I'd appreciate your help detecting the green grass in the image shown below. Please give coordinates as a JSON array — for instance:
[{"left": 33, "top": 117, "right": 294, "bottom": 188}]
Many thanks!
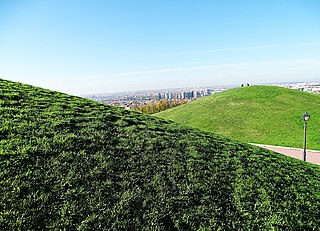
[
  {"left": 156, "top": 85, "right": 320, "bottom": 150},
  {"left": 1, "top": 79, "right": 320, "bottom": 230}
]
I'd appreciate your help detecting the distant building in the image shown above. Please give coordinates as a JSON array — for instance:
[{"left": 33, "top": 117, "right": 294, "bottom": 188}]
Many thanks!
[
  {"left": 194, "top": 91, "right": 201, "bottom": 98},
  {"left": 312, "top": 87, "right": 320, "bottom": 94},
  {"left": 182, "top": 91, "right": 193, "bottom": 99},
  {"left": 206, "top": 89, "right": 214, "bottom": 95},
  {"left": 165, "top": 92, "right": 173, "bottom": 99}
]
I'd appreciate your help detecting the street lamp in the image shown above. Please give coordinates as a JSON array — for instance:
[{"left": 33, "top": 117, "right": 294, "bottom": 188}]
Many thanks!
[{"left": 302, "top": 112, "right": 310, "bottom": 161}]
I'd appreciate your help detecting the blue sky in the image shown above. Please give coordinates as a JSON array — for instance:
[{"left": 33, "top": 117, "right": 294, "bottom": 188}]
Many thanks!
[{"left": 0, "top": 0, "right": 320, "bottom": 95}]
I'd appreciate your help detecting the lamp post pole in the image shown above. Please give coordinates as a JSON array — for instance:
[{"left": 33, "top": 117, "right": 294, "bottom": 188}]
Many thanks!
[
  {"left": 303, "top": 120, "right": 307, "bottom": 161},
  {"left": 302, "top": 112, "right": 310, "bottom": 162}
]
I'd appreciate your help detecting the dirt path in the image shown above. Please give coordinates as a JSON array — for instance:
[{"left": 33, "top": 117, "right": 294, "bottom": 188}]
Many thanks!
[{"left": 251, "top": 143, "right": 320, "bottom": 165}]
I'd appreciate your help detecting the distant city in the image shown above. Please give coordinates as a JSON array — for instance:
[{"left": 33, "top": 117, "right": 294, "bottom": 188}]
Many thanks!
[{"left": 83, "top": 81, "right": 320, "bottom": 110}]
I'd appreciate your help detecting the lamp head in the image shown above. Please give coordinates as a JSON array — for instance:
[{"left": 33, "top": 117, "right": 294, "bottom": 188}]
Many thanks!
[{"left": 302, "top": 112, "right": 310, "bottom": 121}]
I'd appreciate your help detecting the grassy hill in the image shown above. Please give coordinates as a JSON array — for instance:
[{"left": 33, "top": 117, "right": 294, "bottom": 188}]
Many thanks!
[
  {"left": 1, "top": 79, "right": 320, "bottom": 230},
  {"left": 156, "top": 85, "right": 320, "bottom": 150}
]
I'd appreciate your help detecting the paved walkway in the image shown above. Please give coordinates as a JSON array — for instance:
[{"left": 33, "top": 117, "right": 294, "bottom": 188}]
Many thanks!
[{"left": 251, "top": 143, "right": 320, "bottom": 165}]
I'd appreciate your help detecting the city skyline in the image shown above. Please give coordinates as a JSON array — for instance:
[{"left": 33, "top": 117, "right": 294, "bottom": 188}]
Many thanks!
[{"left": 1, "top": 0, "right": 320, "bottom": 95}]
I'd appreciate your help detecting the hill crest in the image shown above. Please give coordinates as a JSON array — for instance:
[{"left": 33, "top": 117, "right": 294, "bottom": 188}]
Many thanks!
[{"left": 156, "top": 85, "right": 320, "bottom": 150}]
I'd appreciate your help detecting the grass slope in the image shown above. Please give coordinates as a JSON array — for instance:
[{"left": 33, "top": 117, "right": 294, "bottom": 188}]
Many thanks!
[
  {"left": 1, "top": 79, "right": 320, "bottom": 230},
  {"left": 156, "top": 85, "right": 320, "bottom": 150}
]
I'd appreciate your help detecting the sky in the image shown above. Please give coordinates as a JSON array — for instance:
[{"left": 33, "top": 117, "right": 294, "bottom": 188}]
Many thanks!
[{"left": 0, "top": 0, "right": 320, "bottom": 95}]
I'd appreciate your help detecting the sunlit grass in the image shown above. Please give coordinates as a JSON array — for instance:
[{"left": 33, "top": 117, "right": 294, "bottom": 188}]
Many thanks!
[{"left": 156, "top": 86, "right": 320, "bottom": 150}]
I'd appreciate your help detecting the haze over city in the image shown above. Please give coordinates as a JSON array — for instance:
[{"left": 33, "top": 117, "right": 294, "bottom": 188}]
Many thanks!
[{"left": 1, "top": 0, "right": 320, "bottom": 95}]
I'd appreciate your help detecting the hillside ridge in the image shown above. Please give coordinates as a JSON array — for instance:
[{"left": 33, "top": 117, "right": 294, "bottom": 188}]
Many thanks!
[
  {"left": 1, "top": 79, "right": 320, "bottom": 230},
  {"left": 156, "top": 85, "right": 320, "bottom": 150}
]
